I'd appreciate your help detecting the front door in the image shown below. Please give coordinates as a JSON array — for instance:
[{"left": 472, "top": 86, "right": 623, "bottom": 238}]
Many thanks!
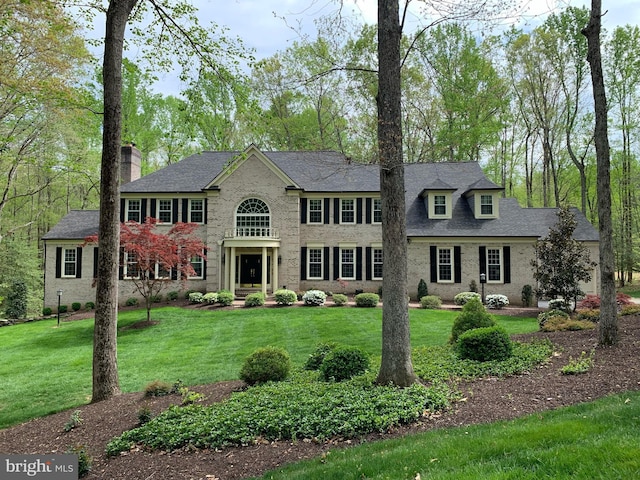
[{"left": 240, "top": 254, "right": 262, "bottom": 286}]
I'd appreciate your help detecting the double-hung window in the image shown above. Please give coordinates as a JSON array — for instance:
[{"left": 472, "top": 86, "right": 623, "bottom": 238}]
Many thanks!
[
  {"left": 372, "top": 248, "right": 383, "bottom": 280},
  {"left": 487, "top": 248, "right": 502, "bottom": 282},
  {"left": 189, "top": 255, "right": 204, "bottom": 279},
  {"left": 340, "top": 248, "right": 355, "bottom": 280},
  {"left": 63, "top": 248, "right": 77, "bottom": 277},
  {"left": 189, "top": 199, "right": 204, "bottom": 223},
  {"left": 126, "top": 199, "right": 141, "bottom": 222},
  {"left": 308, "top": 199, "right": 323, "bottom": 224},
  {"left": 307, "top": 248, "right": 323, "bottom": 279},
  {"left": 158, "top": 199, "right": 173, "bottom": 223},
  {"left": 124, "top": 252, "right": 139, "bottom": 279},
  {"left": 437, "top": 247, "right": 453, "bottom": 282},
  {"left": 434, "top": 195, "right": 447, "bottom": 216},
  {"left": 480, "top": 195, "right": 493, "bottom": 215},
  {"left": 341, "top": 199, "right": 355, "bottom": 224},
  {"left": 373, "top": 198, "right": 382, "bottom": 224}
]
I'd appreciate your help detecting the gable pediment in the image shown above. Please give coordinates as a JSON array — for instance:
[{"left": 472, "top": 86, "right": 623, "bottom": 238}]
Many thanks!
[{"left": 205, "top": 144, "right": 300, "bottom": 190}]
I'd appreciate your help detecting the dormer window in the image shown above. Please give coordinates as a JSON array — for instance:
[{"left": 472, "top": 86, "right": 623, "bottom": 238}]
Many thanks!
[
  {"left": 480, "top": 195, "right": 493, "bottom": 215},
  {"left": 425, "top": 192, "right": 452, "bottom": 219},
  {"left": 474, "top": 192, "right": 498, "bottom": 218},
  {"left": 434, "top": 195, "right": 447, "bottom": 216}
]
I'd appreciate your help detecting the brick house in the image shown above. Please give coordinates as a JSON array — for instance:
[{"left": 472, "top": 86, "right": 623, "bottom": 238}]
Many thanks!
[{"left": 42, "top": 144, "right": 600, "bottom": 308}]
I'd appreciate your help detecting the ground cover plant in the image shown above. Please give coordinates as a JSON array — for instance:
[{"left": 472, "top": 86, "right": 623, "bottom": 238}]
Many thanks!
[{"left": 0, "top": 306, "right": 538, "bottom": 429}]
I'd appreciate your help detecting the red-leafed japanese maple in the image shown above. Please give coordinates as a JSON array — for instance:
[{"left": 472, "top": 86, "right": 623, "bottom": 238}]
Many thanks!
[{"left": 86, "top": 217, "right": 207, "bottom": 322}]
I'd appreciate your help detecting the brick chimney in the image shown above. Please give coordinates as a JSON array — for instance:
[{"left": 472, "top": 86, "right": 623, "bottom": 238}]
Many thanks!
[{"left": 121, "top": 144, "right": 141, "bottom": 184}]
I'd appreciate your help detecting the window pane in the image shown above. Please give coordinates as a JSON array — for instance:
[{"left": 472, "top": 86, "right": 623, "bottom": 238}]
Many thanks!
[
  {"left": 159, "top": 199, "right": 172, "bottom": 223},
  {"left": 373, "top": 248, "right": 383, "bottom": 279},
  {"left": 309, "top": 199, "right": 323, "bottom": 223},
  {"left": 373, "top": 199, "right": 382, "bottom": 223},
  {"left": 434, "top": 195, "right": 446, "bottom": 215},
  {"left": 308, "top": 248, "right": 323, "bottom": 278},
  {"left": 487, "top": 248, "right": 501, "bottom": 281},
  {"left": 481, "top": 195, "right": 493, "bottom": 215},
  {"left": 438, "top": 248, "right": 452, "bottom": 281},
  {"left": 190, "top": 199, "right": 204, "bottom": 223},
  {"left": 63, "top": 249, "right": 76, "bottom": 276},
  {"left": 190, "top": 256, "right": 203, "bottom": 278},
  {"left": 341, "top": 248, "right": 355, "bottom": 279},
  {"left": 127, "top": 200, "right": 141, "bottom": 222},
  {"left": 341, "top": 199, "right": 355, "bottom": 223}
]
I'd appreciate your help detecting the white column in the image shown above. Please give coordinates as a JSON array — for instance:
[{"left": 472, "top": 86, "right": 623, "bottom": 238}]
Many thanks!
[
  {"left": 224, "top": 246, "right": 230, "bottom": 291},
  {"left": 229, "top": 246, "right": 236, "bottom": 296},
  {"left": 273, "top": 246, "right": 279, "bottom": 293},
  {"left": 261, "top": 246, "right": 268, "bottom": 296}
]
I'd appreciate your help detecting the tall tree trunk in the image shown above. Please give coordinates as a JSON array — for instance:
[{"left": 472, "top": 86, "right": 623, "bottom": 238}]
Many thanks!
[
  {"left": 92, "top": 0, "right": 137, "bottom": 402},
  {"left": 375, "top": 0, "right": 417, "bottom": 387},
  {"left": 582, "top": 0, "right": 618, "bottom": 346}
]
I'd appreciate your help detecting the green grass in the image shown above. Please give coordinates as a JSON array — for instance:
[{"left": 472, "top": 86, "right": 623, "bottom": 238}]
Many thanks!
[
  {"left": 0, "top": 306, "right": 537, "bottom": 429},
  {"left": 255, "top": 391, "right": 640, "bottom": 480}
]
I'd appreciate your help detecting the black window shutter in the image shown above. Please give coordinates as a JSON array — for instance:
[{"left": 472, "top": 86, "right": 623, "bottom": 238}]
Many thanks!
[
  {"left": 454, "top": 246, "right": 462, "bottom": 284},
  {"left": 172, "top": 199, "right": 179, "bottom": 223},
  {"left": 323, "top": 246, "right": 330, "bottom": 280},
  {"left": 118, "top": 247, "right": 124, "bottom": 280},
  {"left": 356, "top": 198, "right": 363, "bottom": 224},
  {"left": 204, "top": 199, "right": 208, "bottom": 224},
  {"left": 55, "top": 247, "right": 62, "bottom": 278},
  {"left": 120, "top": 199, "right": 125, "bottom": 222},
  {"left": 479, "top": 246, "right": 487, "bottom": 276},
  {"left": 182, "top": 199, "right": 189, "bottom": 223},
  {"left": 202, "top": 259, "right": 207, "bottom": 280},
  {"left": 333, "top": 247, "right": 340, "bottom": 279},
  {"left": 503, "top": 246, "right": 511, "bottom": 283},
  {"left": 171, "top": 267, "right": 178, "bottom": 281},
  {"left": 356, "top": 247, "right": 363, "bottom": 280},
  {"left": 141, "top": 199, "right": 148, "bottom": 221},
  {"left": 430, "top": 246, "right": 437, "bottom": 283},
  {"left": 300, "top": 247, "right": 307, "bottom": 280},
  {"left": 76, "top": 247, "right": 82, "bottom": 278},
  {"left": 366, "top": 198, "right": 372, "bottom": 224},
  {"left": 150, "top": 199, "right": 157, "bottom": 219},
  {"left": 300, "top": 198, "right": 307, "bottom": 224},
  {"left": 366, "top": 247, "right": 372, "bottom": 280},
  {"left": 93, "top": 248, "right": 99, "bottom": 278},
  {"left": 334, "top": 198, "right": 340, "bottom": 224},
  {"left": 324, "top": 198, "right": 330, "bottom": 224}
]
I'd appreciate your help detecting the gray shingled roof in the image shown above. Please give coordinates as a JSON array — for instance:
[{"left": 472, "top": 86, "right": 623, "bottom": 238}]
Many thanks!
[
  {"left": 41, "top": 210, "right": 99, "bottom": 240},
  {"left": 47, "top": 150, "right": 599, "bottom": 242}
]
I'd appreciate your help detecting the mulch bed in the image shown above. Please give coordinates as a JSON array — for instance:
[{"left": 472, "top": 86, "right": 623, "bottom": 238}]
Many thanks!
[{"left": 1, "top": 311, "right": 639, "bottom": 480}]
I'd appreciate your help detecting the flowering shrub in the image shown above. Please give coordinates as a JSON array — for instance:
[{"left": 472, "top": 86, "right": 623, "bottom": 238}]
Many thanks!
[
  {"left": 485, "top": 294, "right": 509, "bottom": 309},
  {"left": 548, "top": 298, "right": 571, "bottom": 312},
  {"left": 454, "top": 291, "right": 482, "bottom": 306},
  {"left": 576, "top": 293, "right": 634, "bottom": 310},
  {"left": 302, "top": 289, "right": 327, "bottom": 306},
  {"left": 188, "top": 292, "right": 204, "bottom": 304},
  {"left": 202, "top": 292, "right": 218, "bottom": 304},
  {"left": 274, "top": 289, "right": 297, "bottom": 306}
]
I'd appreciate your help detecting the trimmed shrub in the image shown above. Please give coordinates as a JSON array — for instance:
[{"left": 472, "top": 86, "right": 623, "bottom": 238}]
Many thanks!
[
  {"left": 150, "top": 294, "right": 163, "bottom": 303},
  {"left": 469, "top": 280, "right": 478, "bottom": 293},
  {"left": 245, "top": 292, "right": 266, "bottom": 307},
  {"left": 71, "top": 302, "right": 82, "bottom": 311},
  {"left": 417, "top": 279, "right": 429, "bottom": 301},
  {"left": 84, "top": 301, "right": 95, "bottom": 310},
  {"left": 302, "top": 289, "right": 327, "bottom": 306},
  {"left": 125, "top": 297, "right": 138, "bottom": 307},
  {"left": 203, "top": 292, "right": 218, "bottom": 304},
  {"left": 450, "top": 297, "right": 495, "bottom": 344},
  {"left": 144, "top": 380, "right": 172, "bottom": 397},
  {"left": 456, "top": 326, "right": 513, "bottom": 362},
  {"left": 188, "top": 292, "right": 204, "bottom": 303},
  {"left": 575, "top": 309, "right": 600, "bottom": 322},
  {"left": 521, "top": 285, "right": 534, "bottom": 307},
  {"left": 420, "top": 295, "right": 442, "bottom": 309},
  {"left": 620, "top": 304, "right": 640, "bottom": 316},
  {"left": 319, "top": 346, "right": 370, "bottom": 382},
  {"left": 454, "top": 291, "right": 482, "bottom": 306},
  {"left": 166, "top": 291, "right": 179, "bottom": 301},
  {"left": 541, "top": 317, "right": 596, "bottom": 332},
  {"left": 485, "top": 294, "right": 509, "bottom": 310},
  {"left": 274, "top": 289, "right": 297, "bottom": 306},
  {"left": 304, "top": 342, "right": 337, "bottom": 371},
  {"left": 239, "top": 346, "right": 291, "bottom": 385},
  {"left": 332, "top": 293, "right": 348, "bottom": 306},
  {"left": 216, "top": 290, "right": 235, "bottom": 306},
  {"left": 355, "top": 292, "right": 379, "bottom": 307},
  {"left": 576, "top": 293, "right": 634, "bottom": 310},
  {"left": 42, "top": 307, "right": 52, "bottom": 316},
  {"left": 58, "top": 305, "right": 68, "bottom": 314},
  {"left": 537, "top": 309, "right": 569, "bottom": 329}
]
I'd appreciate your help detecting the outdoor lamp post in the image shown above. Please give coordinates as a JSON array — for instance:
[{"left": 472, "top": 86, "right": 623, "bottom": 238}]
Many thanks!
[
  {"left": 57, "top": 289, "right": 63, "bottom": 326},
  {"left": 479, "top": 273, "right": 486, "bottom": 304}
]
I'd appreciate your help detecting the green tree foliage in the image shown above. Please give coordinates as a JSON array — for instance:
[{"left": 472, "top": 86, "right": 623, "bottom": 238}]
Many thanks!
[{"left": 531, "top": 207, "right": 597, "bottom": 308}]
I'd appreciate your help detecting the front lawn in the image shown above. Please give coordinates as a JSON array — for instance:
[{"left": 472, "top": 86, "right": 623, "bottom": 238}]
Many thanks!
[{"left": 0, "top": 306, "right": 538, "bottom": 428}]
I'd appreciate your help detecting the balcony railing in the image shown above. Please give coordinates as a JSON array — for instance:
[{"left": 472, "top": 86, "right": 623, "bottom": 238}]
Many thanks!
[{"left": 224, "top": 227, "right": 280, "bottom": 239}]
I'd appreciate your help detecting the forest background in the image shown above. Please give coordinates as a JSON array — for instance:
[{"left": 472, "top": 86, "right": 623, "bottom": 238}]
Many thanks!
[{"left": 1, "top": 1, "right": 638, "bottom": 316}]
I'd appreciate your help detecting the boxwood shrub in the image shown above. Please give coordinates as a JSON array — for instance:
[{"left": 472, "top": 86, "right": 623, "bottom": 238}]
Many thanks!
[
  {"left": 354, "top": 292, "right": 379, "bottom": 308},
  {"left": 239, "top": 346, "right": 291, "bottom": 385},
  {"left": 244, "top": 292, "right": 266, "bottom": 307},
  {"left": 319, "top": 346, "right": 370, "bottom": 382},
  {"left": 274, "top": 289, "right": 297, "bottom": 306},
  {"left": 419, "top": 295, "right": 442, "bottom": 309},
  {"left": 216, "top": 290, "right": 235, "bottom": 306},
  {"left": 454, "top": 291, "right": 482, "bottom": 306},
  {"left": 456, "top": 326, "right": 513, "bottom": 362},
  {"left": 332, "top": 293, "right": 348, "bottom": 306},
  {"left": 450, "top": 297, "right": 495, "bottom": 343}
]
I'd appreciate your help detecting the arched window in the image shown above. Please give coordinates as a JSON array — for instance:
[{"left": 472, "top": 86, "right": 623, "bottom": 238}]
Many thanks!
[{"left": 236, "top": 198, "right": 270, "bottom": 237}]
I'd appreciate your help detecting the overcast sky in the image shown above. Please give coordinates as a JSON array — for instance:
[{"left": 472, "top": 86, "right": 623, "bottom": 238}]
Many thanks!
[{"left": 96, "top": 0, "right": 640, "bottom": 95}]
